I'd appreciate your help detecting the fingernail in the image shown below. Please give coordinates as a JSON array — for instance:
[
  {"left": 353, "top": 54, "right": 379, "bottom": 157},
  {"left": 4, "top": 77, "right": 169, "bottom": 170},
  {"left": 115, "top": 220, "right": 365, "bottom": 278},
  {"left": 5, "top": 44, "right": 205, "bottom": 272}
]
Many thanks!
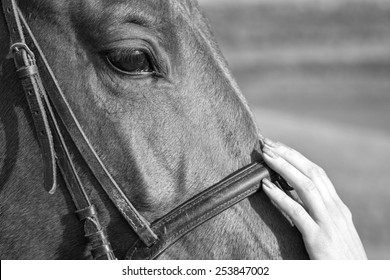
[
  {"left": 263, "top": 146, "right": 279, "bottom": 159},
  {"left": 262, "top": 178, "right": 276, "bottom": 190},
  {"left": 264, "top": 138, "right": 278, "bottom": 148},
  {"left": 259, "top": 138, "right": 265, "bottom": 150}
]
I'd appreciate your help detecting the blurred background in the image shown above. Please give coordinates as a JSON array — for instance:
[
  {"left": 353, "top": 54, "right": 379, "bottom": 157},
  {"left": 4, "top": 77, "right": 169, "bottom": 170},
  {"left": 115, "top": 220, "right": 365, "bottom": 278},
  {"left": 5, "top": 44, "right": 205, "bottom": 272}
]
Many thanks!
[{"left": 199, "top": 0, "right": 390, "bottom": 259}]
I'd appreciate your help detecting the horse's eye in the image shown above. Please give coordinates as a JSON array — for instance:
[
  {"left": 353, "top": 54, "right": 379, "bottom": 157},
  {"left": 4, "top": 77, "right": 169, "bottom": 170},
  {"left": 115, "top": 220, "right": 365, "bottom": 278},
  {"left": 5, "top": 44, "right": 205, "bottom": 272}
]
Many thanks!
[{"left": 106, "top": 49, "right": 155, "bottom": 75}]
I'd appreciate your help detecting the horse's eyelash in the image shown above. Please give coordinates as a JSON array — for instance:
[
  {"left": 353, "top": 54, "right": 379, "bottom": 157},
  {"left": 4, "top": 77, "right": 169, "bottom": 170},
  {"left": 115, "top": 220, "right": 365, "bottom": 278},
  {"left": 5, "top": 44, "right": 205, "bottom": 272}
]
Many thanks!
[
  {"left": 103, "top": 48, "right": 164, "bottom": 77},
  {"left": 104, "top": 48, "right": 147, "bottom": 60}
]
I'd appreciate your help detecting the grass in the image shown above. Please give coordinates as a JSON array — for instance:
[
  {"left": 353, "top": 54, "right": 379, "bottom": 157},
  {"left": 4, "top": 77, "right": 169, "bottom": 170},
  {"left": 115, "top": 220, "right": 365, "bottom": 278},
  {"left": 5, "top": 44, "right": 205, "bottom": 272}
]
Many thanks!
[{"left": 203, "top": 2, "right": 390, "bottom": 259}]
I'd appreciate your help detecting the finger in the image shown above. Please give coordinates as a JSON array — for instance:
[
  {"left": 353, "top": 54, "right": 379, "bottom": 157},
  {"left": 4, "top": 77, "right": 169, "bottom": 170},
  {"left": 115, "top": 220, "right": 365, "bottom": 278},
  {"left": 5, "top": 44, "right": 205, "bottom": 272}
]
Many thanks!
[
  {"left": 262, "top": 146, "right": 330, "bottom": 223},
  {"left": 262, "top": 178, "right": 318, "bottom": 238},
  {"left": 264, "top": 138, "right": 338, "bottom": 200}
]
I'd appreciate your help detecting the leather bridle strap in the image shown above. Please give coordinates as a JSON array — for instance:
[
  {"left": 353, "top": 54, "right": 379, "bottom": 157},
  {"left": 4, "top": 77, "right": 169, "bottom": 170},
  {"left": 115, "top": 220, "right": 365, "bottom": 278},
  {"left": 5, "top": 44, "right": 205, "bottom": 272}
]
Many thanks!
[
  {"left": 2, "top": 0, "right": 158, "bottom": 249},
  {"left": 2, "top": 0, "right": 57, "bottom": 194},
  {"left": 44, "top": 86, "right": 117, "bottom": 259},
  {"left": 2, "top": 0, "right": 117, "bottom": 260},
  {"left": 127, "top": 161, "right": 289, "bottom": 260}
]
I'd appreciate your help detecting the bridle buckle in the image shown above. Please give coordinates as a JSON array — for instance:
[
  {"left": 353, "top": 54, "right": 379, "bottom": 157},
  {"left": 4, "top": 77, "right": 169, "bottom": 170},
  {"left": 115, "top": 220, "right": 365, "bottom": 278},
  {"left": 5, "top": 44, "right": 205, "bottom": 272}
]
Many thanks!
[{"left": 8, "top": 42, "right": 36, "bottom": 63}]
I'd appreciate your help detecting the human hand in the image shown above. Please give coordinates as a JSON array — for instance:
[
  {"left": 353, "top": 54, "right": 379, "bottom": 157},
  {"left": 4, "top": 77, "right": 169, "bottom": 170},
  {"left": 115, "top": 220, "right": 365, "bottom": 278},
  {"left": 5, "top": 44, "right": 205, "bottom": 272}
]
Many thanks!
[{"left": 261, "top": 138, "right": 367, "bottom": 260}]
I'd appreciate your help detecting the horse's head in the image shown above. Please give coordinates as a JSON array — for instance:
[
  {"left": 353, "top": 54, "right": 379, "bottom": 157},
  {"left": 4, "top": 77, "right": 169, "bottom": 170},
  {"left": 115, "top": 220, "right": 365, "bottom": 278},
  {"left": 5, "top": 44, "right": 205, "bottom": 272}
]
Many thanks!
[{"left": 0, "top": 0, "right": 307, "bottom": 259}]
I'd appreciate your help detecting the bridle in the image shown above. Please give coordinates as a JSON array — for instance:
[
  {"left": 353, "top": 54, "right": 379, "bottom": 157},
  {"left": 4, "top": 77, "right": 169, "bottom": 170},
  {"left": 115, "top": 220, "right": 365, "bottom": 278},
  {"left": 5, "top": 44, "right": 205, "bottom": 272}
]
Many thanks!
[
  {"left": 3, "top": 0, "right": 292, "bottom": 260},
  {"left": 2, "top": 0, "right": 291, "bottom": 260}
]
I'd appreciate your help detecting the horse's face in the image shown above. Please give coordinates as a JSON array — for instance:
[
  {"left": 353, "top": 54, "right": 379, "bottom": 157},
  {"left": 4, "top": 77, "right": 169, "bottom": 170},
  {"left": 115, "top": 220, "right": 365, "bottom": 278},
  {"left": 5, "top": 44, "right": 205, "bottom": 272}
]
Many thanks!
[
  {"left": 42, "top": 0, "right": 259, "bottom": 232},
  {"left": 0, "top": 0, "right": 307, "bottom": 259},
  {"left": 35, "top": 0, "right": 258, "bottom": 209}
]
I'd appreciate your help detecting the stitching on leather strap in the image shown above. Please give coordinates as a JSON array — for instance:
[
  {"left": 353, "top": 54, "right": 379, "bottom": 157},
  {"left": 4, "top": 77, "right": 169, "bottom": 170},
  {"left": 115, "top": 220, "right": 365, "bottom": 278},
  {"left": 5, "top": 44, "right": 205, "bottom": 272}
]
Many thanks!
[
  {"left": 153, "top": 165, "right": 258, "bottom": 228},
  {"left": 128, "top": 185, "right": 258, "bottom": 260},
  {"left": 151, "top": 186, "right": 259, "bottom": 259}
]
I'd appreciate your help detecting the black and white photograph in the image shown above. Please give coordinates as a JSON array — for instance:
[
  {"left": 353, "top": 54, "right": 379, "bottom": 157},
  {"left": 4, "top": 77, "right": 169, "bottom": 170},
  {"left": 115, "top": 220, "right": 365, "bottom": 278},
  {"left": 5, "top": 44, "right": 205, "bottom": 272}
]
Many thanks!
[{"left": 1, "top": 0, "right": 389, "bottom": 277}]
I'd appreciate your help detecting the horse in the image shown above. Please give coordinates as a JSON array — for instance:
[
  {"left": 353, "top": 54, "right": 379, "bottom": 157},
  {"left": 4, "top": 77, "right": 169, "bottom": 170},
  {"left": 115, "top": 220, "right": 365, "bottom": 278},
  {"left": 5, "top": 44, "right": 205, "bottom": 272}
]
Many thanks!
[{"left": 0, "top": 0, "right": 308, "bottom": 260}]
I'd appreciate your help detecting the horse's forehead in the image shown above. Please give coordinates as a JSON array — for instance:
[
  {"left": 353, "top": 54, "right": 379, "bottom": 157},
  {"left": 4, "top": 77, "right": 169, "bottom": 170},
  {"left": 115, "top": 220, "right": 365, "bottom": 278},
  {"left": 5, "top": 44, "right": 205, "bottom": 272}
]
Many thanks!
[
  {"left": 34, "top": 0, "right": 198, "bottom": 24},
  {"left": 89, "top": 0, "right": 197, "bottom": 24}
]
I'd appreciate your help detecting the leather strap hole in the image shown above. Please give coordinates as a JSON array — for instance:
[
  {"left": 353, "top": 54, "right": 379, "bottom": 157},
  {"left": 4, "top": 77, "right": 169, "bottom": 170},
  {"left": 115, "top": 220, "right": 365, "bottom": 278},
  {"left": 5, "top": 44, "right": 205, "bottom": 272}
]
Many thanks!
[
  {"left": 40, "top": 131, "right": 45, "bottom": 136},
  {"left": 6, "top": 7, "right": 11, "bottom": 13},
  {"left": 28, "top": 90, "right": 33, "bottom": 95},
  {"left": 33, "top": 111, "right": 39, "bottom": 115}
]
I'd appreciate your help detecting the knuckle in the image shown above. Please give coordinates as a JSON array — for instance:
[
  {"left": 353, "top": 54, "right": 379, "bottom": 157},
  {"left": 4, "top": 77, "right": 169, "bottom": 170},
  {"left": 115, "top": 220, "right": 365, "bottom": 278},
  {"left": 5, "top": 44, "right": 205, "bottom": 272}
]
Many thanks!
[
  {"left": 283, "top": 147, "right": 295, "bottom": 158},
  {"left": 307, "top": 165, "right": 325, "bottom": 179},
  {"left": 318, "top": 167, "right": 327, "bottom": 177},
  {"left": 320, "top": 167, "right": 327, "bottom": 175},
  {"left": 280, "top": 161, "right": 291, "bottom": 171},
  {"left": 291, "top": 204, "right": 306, "bottom": 218},
  {"left": 330, "top": 199, "right": 353, "bottom": 222},
  {"left": 340, "top": 202, "right": 353, "bottom": 220},
  {"left": 302, "top": 179, "right": 316, "bottom": 192}
]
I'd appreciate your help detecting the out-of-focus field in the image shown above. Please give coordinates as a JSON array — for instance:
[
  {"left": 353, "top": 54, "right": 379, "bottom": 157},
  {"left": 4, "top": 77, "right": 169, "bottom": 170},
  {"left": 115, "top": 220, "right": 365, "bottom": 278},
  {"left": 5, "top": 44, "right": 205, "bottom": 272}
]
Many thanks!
[{"left": 201, "top": 0, "right": 390, "bottom": 259}]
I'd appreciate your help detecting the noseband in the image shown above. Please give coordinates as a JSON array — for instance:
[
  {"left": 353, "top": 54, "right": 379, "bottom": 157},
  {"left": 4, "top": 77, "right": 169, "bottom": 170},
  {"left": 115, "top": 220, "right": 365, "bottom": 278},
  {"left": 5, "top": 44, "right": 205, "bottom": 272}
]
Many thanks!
[{"left": 2, "top": 0, "right": 291, "bottom": 260}]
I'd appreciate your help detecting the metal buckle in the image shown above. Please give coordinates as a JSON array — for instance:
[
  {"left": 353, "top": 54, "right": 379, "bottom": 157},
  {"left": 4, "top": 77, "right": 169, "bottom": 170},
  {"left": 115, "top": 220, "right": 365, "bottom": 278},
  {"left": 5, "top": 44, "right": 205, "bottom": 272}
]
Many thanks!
[{"left": 9, "top": 42, "right": 36, "bottom": 62}]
